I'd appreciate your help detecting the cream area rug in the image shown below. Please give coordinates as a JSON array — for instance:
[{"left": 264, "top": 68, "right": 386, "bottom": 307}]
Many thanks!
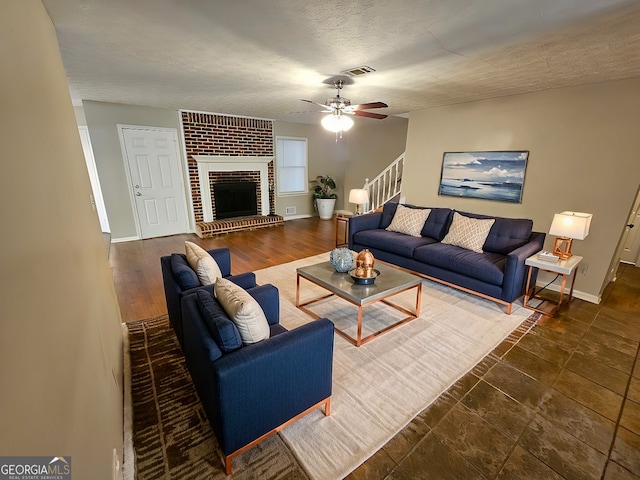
[{"left": 254, "top": 253, "right": 532, "bottom": 480}]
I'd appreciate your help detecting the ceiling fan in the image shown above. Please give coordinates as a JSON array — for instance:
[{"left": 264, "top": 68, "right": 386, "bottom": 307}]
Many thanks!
[{"left": 301, "top": 80, "right": 388, "bottom": 133}]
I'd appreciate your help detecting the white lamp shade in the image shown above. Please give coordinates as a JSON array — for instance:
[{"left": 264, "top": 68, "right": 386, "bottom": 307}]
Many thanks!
[
  {"left": 349, "top": 188, "right": 369, "bottom": 204},
  {"left": 321, "top": 114, "right": 354, "bottom": 132},
  {"left": 549, "top": 211, "right": 592, "bottom": 240}
]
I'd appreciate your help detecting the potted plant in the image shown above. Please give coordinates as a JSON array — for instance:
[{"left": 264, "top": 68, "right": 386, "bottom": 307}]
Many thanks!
[{"left": 313, "top": 175, "right": 337, "bottom": 220}]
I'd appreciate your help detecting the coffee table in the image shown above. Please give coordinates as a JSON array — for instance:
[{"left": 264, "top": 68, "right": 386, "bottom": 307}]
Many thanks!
[{"left": 296, "top": 261, "right": 422, "bottom": 347}]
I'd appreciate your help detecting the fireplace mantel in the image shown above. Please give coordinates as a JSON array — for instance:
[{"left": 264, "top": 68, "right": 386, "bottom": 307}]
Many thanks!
[{"left": 193, "top": 155, "right": 273, "bottom": 222}]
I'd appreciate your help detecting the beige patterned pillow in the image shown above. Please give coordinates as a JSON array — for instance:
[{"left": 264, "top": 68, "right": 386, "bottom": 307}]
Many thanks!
[
  {"left": 386, "top": 204, "right": 431, "bottom": 237},
  {"left": 215, "top": 278, "right": 270, "bottom": 345},
  {"left": 441, "top": 212, "right": 495, "bottom": 253},
  {"left": 185, "top": 241, "right": 223, "bottom": 285}
]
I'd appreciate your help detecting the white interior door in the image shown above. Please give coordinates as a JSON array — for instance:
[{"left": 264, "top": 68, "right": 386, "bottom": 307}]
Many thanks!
[{"left": 119, "top": 126, "right": 188, "bottom": 239}]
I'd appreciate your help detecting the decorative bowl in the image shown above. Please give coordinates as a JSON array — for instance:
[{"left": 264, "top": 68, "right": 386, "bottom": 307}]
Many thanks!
[{"left": 349, "top": 269, "right": 380, "bottom": 285}]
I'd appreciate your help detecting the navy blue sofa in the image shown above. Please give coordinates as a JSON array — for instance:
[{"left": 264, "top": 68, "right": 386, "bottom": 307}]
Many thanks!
[
  {"left": 161, "top": 247, "right": 257, "bottom": 350},
  {"left": 181, "top": 284, "right": 334, "bottom": 474},
  {"left": 349, "top": 202, "right": 545, "bottom": 314}
]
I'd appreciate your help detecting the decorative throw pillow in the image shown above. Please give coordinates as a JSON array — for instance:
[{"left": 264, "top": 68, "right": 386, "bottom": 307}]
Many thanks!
[
  {"left": 185, "top": 241, "right": 223, "bottom": 285},
  {"left": 170, "top": 254, "right": 201, "bottom": 290},
  {"left": 196, "top": 290, "right": 242, "bottom": 353},
  {"left": 386, "top": 204, "right": 431, "bottom": 237},
  {"left": 214, "top": 277, "right": 270, "bottom": 345},
  {"left": 441, "top": 212, "right": 495, "bottom": 253}
]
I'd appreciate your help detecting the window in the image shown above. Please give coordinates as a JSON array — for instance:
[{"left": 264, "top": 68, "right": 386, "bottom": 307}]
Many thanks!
[{"left": 276, "top": 137, "right": 308, "bottom": 195}]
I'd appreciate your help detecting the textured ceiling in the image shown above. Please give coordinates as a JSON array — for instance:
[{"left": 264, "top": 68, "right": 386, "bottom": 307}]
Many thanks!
[{"left": 42, "top": 0, "right": 640, "bottom": 125}]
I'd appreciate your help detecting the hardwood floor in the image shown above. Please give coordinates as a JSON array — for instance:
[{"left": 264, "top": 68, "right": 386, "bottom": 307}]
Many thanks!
[{"left": 109, "top": 217, "right": 336, "bottom": 323}]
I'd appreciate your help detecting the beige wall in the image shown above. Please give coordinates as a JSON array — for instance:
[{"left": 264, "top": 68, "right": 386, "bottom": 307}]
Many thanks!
[
  {"left": 342, "top": 117, "right": 409, "bottom": 203},
  {"left": 83, "top": 101, "right": 183, "bottom": 239},
  {"left": 0, "top": 2, "right": 124, "bottom": 479},
  {"left": 403, "top": 79, "right": 640, "bottom": 302},
  {"left": 273, "top": 122, "right": 344, "bottom": 220},
  {"left": 86, "top": 109, "right": 403, "bottom": 235},
  {"left": 273, "top": 118, "right": 408, "bottom": 217},
  {"left": 273, "top": 120, "right": 350, "bottom": 216}
]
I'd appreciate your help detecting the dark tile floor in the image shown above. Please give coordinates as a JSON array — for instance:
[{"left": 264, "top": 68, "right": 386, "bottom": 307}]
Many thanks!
[{"left": 348, "top": 264, "right": 640, "bottom": 480}]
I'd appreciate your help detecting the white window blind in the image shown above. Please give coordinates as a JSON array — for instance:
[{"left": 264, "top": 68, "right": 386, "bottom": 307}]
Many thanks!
[{"left": 276, "top": 137, "right": 308, "bottom": 195}]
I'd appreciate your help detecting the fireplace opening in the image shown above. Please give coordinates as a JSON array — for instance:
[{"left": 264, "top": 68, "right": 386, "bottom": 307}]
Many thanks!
[{"left": 213, "top": 182, "right": 258, "bottom": 219}]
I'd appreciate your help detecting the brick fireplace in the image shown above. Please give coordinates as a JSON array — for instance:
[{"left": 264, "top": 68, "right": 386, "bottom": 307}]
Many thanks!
[{"left": 181, "top": 111, "right": 284, "bottom": 237}]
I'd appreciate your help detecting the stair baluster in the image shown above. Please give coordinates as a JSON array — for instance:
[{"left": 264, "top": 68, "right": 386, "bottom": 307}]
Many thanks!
[{"left": 362, "top": 152, "right": 404, "bottom": 213}]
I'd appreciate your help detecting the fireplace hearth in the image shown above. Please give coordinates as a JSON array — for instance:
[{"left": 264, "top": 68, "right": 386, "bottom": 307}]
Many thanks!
[
  {"left": 192, "top": 155, "right": 283, "bottom": 237},
  {"left": 213, "top": 182, "right": 258, "bottom": 219}
]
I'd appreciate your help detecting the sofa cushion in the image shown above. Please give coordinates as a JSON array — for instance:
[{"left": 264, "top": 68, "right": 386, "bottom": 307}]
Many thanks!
[
  {"left": 353, "top": 229, "right": 437, "bottom": 257},
  {"left": 185, "top": 241, "right": 223, "bottom": 285},
  {"left": 458, "top": 211, "right": 533, "bottom": 255},
  {"left": 170, "top": 254, "right": 200, "bottom": 290},
  {"left": 196, "top": 289, "right": 242, "bottom": 353},
  {"left": 414, "top": 243, "right": 506, "bottom": 286},
  {"left": 215, "top": 278, "right": 270, "bottom": 345},
  {"left": 421, "top": 207, "right": 454, "bottom": 241},
  {"left": 386, "top": 204, "right": 431, "bottom": 237},
  {"left": 380, "top": 202, "right": 400, "bottom": 229},
  {"left": 442, "top": 212, "right": 495, "bottom": 253},
  {"left": 380, "top": 203, "right": 452, "bottom": 241}
]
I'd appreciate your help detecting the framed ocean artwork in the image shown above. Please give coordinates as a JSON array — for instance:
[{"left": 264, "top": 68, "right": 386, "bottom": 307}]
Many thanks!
[{"left": 438, "top": 151, "right": 529, "bottom": 203}]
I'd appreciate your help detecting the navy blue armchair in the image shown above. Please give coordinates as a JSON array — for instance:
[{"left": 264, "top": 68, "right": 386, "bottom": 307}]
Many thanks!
[
  {"left": 161, "top": 247, "right": 256, "bottom": 349},
  {"left": 181, "top": 284, "right": 334, "bottom": 474}
]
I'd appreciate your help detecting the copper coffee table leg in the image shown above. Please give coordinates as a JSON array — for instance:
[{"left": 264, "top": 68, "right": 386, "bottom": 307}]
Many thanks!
[
  {"left": 295, "top": 269, "right": 422, "bottom": 347},
  {"left": 356, "top": 306, "right": 363, "bottom": 347}
]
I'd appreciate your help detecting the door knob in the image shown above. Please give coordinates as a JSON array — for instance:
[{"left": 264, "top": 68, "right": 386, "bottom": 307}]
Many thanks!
[
  {"left": 628, "top": 224, "right": 635, "bottom": 229},
  {"left": 134, "top": 185, "right": 140, "bottom": 189},
  {"left": 136, "top": 192, "right": 141, "bottom": 196}
]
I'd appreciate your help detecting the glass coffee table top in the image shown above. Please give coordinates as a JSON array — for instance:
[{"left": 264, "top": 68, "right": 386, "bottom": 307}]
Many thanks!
[
  {"left": 296, "top": 261, "right": 423, "bottom": 346},
  {"left": 296, "top": 261, "right": 421, "bottom": 305}
]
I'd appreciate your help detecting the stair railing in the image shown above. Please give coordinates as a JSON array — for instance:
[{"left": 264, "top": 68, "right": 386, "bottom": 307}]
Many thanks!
[{"left": 362, "top": 152, "right": 404, "bottom": 213}]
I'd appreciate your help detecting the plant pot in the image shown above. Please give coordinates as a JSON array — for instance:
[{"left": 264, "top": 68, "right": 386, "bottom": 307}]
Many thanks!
[{"left": 316, "top": 198, "right": 336, "bottom": 220}]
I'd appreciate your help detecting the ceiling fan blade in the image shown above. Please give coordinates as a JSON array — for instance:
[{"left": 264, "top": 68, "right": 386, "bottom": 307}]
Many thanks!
[
  {"left": 354, "top": 110, "right": 388, "bottom": 120},
  {"left": 351, "top": 101, "right": 388, "bottom": 111},
  {"left": 300, "top": 99, "right": 331, "bottom": 109},
  {"left": 288, "top": 110, "right": 330, "bottom": 115}
]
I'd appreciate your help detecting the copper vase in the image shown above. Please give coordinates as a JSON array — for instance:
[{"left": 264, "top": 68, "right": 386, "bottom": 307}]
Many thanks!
[{"left": 355, "top": 249, "right": 375, "bottom": 277}]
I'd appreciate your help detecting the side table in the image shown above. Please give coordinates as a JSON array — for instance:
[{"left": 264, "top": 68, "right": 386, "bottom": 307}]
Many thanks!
[
  {"left": 335, "top": 214, "right": 351, "bottom": 247},
  {"left": 523, "top": 254, "right": 582, "bottom": 317}
]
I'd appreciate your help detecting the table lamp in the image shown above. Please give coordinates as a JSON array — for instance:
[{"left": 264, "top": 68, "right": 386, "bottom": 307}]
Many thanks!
[
  {"left": 349, "top": 189, "right": 369, "bottom": 215},
  {"left": 549, "top": 211, "right": 592, "bottom": 260}
]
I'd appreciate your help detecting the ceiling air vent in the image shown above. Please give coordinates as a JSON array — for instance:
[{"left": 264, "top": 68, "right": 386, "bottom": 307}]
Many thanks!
[{"left": 341, "top": 65, "right": 376, "bottom": 77}]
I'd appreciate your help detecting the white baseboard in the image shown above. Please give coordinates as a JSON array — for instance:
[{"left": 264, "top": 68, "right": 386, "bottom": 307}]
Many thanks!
[
  {"left": 283, "top": 214, "right": 313, "bottom": 221},
  {"left": 534, "top": 281, "right": 601, "bottom": 304},
  {"left": 111, "top": 236, "right": 140, "bottom": 243}
]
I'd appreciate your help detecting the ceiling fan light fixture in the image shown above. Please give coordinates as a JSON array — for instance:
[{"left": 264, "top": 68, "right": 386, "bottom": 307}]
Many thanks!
[{"left": 321, "top": 113, "right": 354, "bottom": 132}]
